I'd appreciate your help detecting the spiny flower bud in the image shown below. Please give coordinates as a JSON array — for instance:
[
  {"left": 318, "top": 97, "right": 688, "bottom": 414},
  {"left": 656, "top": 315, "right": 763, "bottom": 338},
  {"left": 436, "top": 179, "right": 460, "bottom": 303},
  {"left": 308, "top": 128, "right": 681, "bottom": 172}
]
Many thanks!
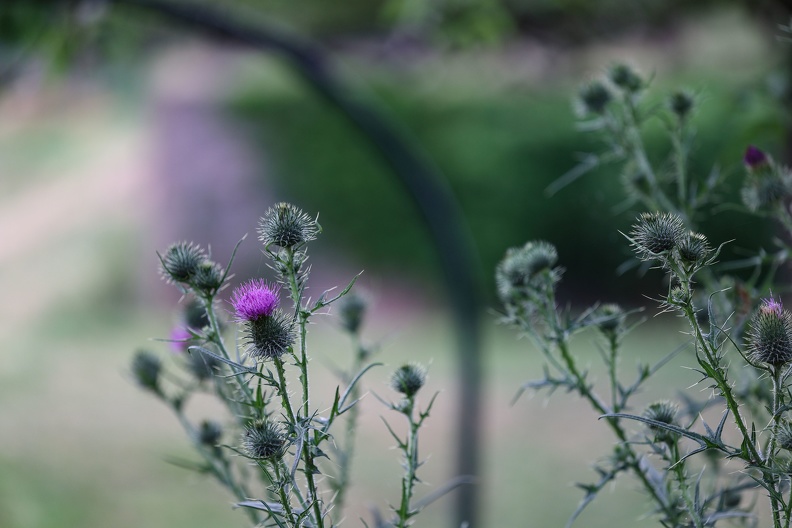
[
  {"left": 592, "top": 303, "right": 625, "bottom": 338},
  {"left": 242, "top": 420, "right": 286, "bottom": 460},
  {"left": 577, "top": 81, "right": 611, "bottom": 115},
  {"left": 495, "top": 241, "right": 559, "bottom": 302},
  {"left": 191, "top": 260, "right": 224, "bottom": 295},
  {"left": 160, "top": 242, "right": 206, "bottom": 284},
  {"left": 721, "top": 489, "right": 742, "bottom": 509},
  {"left": 608, "top": 63, "right": 643, "bottom": 93},
  {"left": 746, "top": 298, "right": 792, "bottom": 367},
  {"left": 669, "top": 286, "right": 691, "bottom": 305},
  {"left": 184, "top": 298, "right": 210, "bottom": 330},
  {"left": 643, "top": 400, "right": 679, "bottom": 442},
  {"left": 776, "top": 422, "right": 792, "bottom": 451},
  {"left": 338, "top": 291, "right": 367, "bottom": 334},
  {"left": 132, "top": 351, "right": 161, "bottom": 392},
  {"left": 245, "top": 310, "right": 296, "bottom": 360},
  {"left": 629, "top": 212, "right": 685, "bottom": 260},
  {"left": 198, "top": 420, "right": 223, "bottom": 446},
  {"left": 740, "top": 151, "right": 791, "bottom": 212},
  {"left": 677, "top": 232, "right": 711, "bottom": 265},
  {"left": 668, "top": 90, "right": 694, "bottom": 119},
  {"left": 390, "top": 363, "right": 426, "bottom": 398},
  {"left": 258, "top": 202, "right": 319, "bottom": 249}
]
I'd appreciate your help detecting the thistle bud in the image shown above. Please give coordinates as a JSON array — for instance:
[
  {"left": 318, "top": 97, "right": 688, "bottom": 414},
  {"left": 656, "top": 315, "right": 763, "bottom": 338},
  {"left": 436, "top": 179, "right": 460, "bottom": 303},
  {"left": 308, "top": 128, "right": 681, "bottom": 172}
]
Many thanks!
[
  {"left": 160, "top": 242, "right": 206, "bottom": 284},
  {"left": 246, "top": 311, "right": 296, "bottom": 360},
  {"left": 338, "top": 291, "right": 367, "bottom": 334},
  {"left": 668, "top": 90, "right": 694, "bottom": 120},
  {"left": 643, "top": 400, "right": 678, "bottom": 443},
  {"left": 608, "top": 64, "right": 643, "bottom": 93},
  {"left": 722, "top": 490, "right": 742, "bottom": 509},
  {"left": 740, "top": 150, "right": 791, "bottom": 212},
  {"left": 669, "top": 286, "right": 691, "bottom": 306},
  {"left": 776, "top": 422, "right": 792, "bottom": 451},
  {"left": 242, "top": 420, "right": 286, "bottom": 460},
  {"left": 198, "top": 420, "right": 223, "bottom": 446},
  {"left": 495, "top": 241, "right": 559, "bottom": 302},
  {"left": 390, "top": 363, "right": 426, "bottom": 398},
  {"left": 592, "top": 303, "right": 625, "bottom": 339},
  {"left": 746, "top": 298, "right": 792, "bottom": 367},
  {"left": 577, "top": 81, "right": 611, "bottom": 115},
  {"left": 132, "top": 351, "right": 161, "bottom": 392},
  {"left": 629, "top": 212, "right": 685, "bottom": 260},
  {"left": 258, "top": 202, "right": 319, "bottom": 249},
  {"left": 191, "top": 260, "right": 224, "bottom": 295},
  {"left": 184, "top": 298, "right": 210, "bottom": 330},
  {"left": 676, "top": 232, "right": 710, "bottom": 265}
]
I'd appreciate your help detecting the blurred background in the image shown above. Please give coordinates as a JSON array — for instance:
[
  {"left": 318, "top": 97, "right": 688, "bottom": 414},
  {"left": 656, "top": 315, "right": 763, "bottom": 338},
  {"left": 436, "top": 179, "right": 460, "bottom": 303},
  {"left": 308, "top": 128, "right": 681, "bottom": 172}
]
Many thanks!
[{"left": 2, "top": 0, "right": 792, "bottom": 526}]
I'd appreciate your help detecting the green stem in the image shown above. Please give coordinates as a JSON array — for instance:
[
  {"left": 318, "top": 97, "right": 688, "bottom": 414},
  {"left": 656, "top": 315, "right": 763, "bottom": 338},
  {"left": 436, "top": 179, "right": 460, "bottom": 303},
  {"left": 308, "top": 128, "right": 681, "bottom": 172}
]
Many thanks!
[
  {"left": 280, "top": 248, "right": 324, "bottom": 528},
  {"left": 670, "top": 440, "right": 703, "bottom": 528},
  {"left": 622, "top": 97, "right": 683, "bottom": 221},
  {"left": 397, "top": 397, "right": 420, "bottom": 528},
  {"left": 334, "top": 335, "right": 366, "bottom": 516},
  {"left": 273, "top": 356, "right": 296, "bottom": 424},
  {"left": 768, "top": 368, "right": 784, "bottom": 528},
  {"left": 544, "top": 293, "right": 680, "bottom": 523},
  {"left": 171, "top": 405, "right": 260, "bottom": 525},
  {"left": 201, "top": 294, "right": 257, "bottom": 415},
  {"left": 607, "top": 334, "right": 620, "bottom": 413},
  {"left": 671, "top": 123, "right": 688, "bottom": 212},
  {"left": 272, "top": 459, "right": 297, "bottom": 526},
  {"left": 556, "top": 337, "right": 678, "bottom": 522}
]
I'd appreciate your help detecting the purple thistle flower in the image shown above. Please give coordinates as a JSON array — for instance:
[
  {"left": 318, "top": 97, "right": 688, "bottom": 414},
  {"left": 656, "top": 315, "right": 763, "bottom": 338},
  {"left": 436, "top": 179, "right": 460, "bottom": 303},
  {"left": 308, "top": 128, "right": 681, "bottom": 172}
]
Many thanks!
[
  {"left": 231, "top": 280, "right": 280, "bottom": 321},
  {"left": 744, "top": 145, "right": 769, "bottom": 169},
  {"left": 169, "top": 326, "right": 192, "bottom": 353},
  {"left": 760, "top": 297, "right": 784, "bottom": 317}
]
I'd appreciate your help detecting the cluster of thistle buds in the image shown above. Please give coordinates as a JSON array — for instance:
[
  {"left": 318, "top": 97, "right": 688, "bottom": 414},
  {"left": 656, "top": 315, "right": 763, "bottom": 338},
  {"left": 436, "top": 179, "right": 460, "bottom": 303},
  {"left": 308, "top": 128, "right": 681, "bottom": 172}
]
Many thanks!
[
  {"left": 577, "top": 63, "right": 694, "bottom": 122},
  {"left": 159, "top": 241, "right": 224, "bottom": 297},
  {"left": 628, "top": 212, "right": 713, "bottom": 273},
  {"left": 495, "top": 240, "right": 560, "bottom": 315}
]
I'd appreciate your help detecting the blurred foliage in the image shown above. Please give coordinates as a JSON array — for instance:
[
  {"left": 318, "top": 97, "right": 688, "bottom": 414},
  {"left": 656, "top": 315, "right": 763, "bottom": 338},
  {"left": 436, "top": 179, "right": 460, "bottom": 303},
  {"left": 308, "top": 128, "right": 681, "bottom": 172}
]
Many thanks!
[
  {"left": 233, "top": 67, "right": 784, "bottom": 305},
  {"left": 1, "top": 0, "right": 790, "bottom": 307}
]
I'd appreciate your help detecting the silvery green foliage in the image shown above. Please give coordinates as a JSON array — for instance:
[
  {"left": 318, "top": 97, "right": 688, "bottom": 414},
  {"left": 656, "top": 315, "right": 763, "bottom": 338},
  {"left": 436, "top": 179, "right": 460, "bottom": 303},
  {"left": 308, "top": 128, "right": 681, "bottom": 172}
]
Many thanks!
[{"left": 501, "top": 66, "right": 792, "bottom": 528}]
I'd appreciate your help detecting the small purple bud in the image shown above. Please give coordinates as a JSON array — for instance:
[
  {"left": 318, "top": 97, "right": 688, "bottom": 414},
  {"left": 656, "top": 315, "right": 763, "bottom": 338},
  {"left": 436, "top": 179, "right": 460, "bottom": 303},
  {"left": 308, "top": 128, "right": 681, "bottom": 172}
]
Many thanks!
[
  {"left": 231, "top": 280, "right": 281, "bottom": 322},
  {"left": 744, "top": 146, "right": 769, "bottom": 169},
  {"left": 169, "top": 326, "right": 192, "bottom": 353}
]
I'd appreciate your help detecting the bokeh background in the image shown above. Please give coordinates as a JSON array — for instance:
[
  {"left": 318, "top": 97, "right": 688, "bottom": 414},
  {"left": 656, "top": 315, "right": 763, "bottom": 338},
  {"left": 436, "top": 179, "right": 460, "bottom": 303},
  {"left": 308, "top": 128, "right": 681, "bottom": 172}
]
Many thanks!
[{"left": 2, "top": 1, "right": 792, "bottom": 527}]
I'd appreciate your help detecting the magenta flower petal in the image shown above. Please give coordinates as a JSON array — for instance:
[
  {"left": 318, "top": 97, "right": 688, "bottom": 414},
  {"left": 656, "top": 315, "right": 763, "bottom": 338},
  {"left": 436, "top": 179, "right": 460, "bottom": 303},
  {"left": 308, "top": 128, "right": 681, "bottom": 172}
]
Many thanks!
[
  {"left": 744, "top": 145, "right": 768, "bottom": 169},
  {"left": 231, "top": 280, "right": 280, "bottom": 321},
  {"left": 760, "top": 297, "right": 784, "bottom": 317}
]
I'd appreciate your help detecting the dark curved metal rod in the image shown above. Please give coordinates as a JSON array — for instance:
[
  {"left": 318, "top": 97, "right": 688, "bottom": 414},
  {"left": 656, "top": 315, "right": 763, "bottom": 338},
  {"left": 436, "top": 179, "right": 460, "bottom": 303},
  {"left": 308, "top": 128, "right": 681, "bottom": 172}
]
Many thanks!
[{"left": 114, "top": 0, "right": 484, "bottom": 525}]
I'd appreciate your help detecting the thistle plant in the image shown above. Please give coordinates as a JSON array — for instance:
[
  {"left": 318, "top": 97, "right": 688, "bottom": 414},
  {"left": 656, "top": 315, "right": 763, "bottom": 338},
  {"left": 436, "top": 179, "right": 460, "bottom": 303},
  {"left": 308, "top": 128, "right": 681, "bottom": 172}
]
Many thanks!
[
  {"left": 131, "top": 203, "right": 385, "bottom": 527},
  {"left": 500, "top": 64, "right": 792, "bottom": 527},
  {"left": 132, "top": 203, "right": 457, "bottom": 528}
]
